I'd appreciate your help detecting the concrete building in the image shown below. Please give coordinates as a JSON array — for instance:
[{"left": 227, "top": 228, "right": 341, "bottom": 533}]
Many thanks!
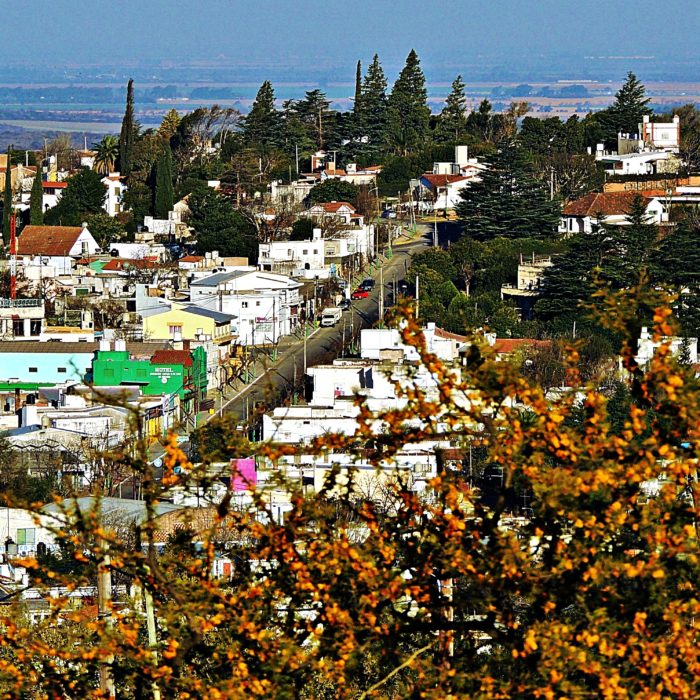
[
  {"left": 0, "top": 298, "right": 44, "bottom": 340},
  {"left": 101, "top": 173, "right": 127, "bottom": 216},
  {"left": 560, "top": 192, "right": 666, "bottom": 234},
  {"left": 501, "top": 255, "right": 553, "bottom": 319},
  {"left": 17, "top": 224, "right": 100, "bottom": 275}
]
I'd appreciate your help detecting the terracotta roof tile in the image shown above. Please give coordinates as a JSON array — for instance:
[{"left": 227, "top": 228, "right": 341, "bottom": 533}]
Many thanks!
[
  {"left": 312, "top": 201, "right": 356, "bottom": 213},
  {"left": 563, "top": 192, "right": 649, "bottom": 217},
  {"left": 150, "top": 350, "right": 193, "bottom": 367},
  {"left": 18, "top": 226, "right": 84, "bottom": 256},
  {"left": 101, "top": 258, "right": 157, "bottom": 272},
  {"left": 178, "top": 255, "right": 204, "bottom": 263},
  {"left": 421, "top": 173, "right": 470, "bottom": 188},
  {"left": 492, "top": 339, "right": 550, "bottom": 354}
]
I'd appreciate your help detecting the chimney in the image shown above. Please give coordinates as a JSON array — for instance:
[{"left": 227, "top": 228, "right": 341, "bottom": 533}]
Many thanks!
[
  {"left": 99, "top": 339, "right": 110, "bottom": 352},
  {"left": 81, "top": 221, "right": 88, "bottom": 230}
]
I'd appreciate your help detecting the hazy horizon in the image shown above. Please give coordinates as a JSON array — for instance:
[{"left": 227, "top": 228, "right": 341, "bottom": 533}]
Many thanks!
[{"left": 2, "top": 0, "right": 698, "bottom": 83}]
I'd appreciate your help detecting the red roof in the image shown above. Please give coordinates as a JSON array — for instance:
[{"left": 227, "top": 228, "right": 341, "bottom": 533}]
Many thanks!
[
  {"left": 42, "top": 181, "right": 68, "bottom": 189},
  {"left": 179, "top": 255, "right": 204, "bottom": 263},
  {"left": 151, "top": 350, "right": 193, "bottom": 367},
  {"left": 563, "top": 192, "right": 649, "bottom": 217},
  {"left": 18, "top": 226, "right": 85, "bottom": 256},
  {"left": 492, "top": 339, "right": 550, "bottom": 354},
  {"left": 313, "top": 201, "right": 356, "bottom": 213},
  {"left": 101, "top": 258, "right": 157, "bottom": 272},
  {"left": 421, "top": 173, "right": 470, "bottom": 188},
  {"left": 434, "top": 327, "right": 469, "bottom": 342}
]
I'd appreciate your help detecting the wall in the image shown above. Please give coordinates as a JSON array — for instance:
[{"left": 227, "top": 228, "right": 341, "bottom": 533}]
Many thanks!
[{"left": 0, "top": 351, "right": 93, "bottom": 383}]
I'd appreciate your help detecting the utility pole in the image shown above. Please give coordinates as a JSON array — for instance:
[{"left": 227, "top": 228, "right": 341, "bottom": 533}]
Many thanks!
[
  {"left": 415, "top": 275, "right": 420, "bottom": 320},
  {"left": 379, "top": 265, "right": 384, "bottom": 327}
]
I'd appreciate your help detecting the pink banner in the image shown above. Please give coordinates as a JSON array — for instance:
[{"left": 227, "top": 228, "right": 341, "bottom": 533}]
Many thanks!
[{"left": 231, "top": 458, "right": 257, "bottom": 492}]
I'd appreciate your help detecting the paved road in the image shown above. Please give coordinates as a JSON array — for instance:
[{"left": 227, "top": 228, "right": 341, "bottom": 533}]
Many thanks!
[{"left": 217, "top": 234, "right": 429, "bottom": 425}]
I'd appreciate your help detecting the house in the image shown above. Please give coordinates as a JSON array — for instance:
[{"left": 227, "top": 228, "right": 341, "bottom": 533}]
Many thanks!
[
  {"left": 303, "top": 201, "right": 362, "bottom": 227},
  {"left": 41, "top": 180, "right": 68, "bottom": 211},
  {"left": 596, "top": 151, "right": 681, "bottom": 177},
  {"left": 101, "top": 172, "right": 127, "bottom": 217},
  {"left": 0, "top": 340, "right": 167, "bottom": 385},
  {"left": 142, "top": 303, "right": 237, "bottom": 356},
  {"left": 559, "top": 192, "right": 666, "bottom": 235},
  {"left": 189, "top": 269, "right": 302, "bottom": 346},
  {"left": 501, "top": 255, "right": 553, "bottom": 319},
  {"left": 617, "top": 115, "right": 680, "bottom": 155},
  {"left": 0, "top": 298, "right": 45, "bottom": 340},
  {"left": 17, "top": 223, "right": 100, "bottom": 275},
  {"left": 419, "top": 173, "right": 471, "bottom": 211},
  {"left": 258, "top": 233, "right": 326, "bottom": 279}
]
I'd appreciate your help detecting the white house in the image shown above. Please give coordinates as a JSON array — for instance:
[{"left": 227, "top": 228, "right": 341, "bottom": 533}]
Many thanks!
[
  {"left": 17, "top": 224, "right": 100, "bottom": 276},
  {"left": 560, "top": 192, "right": 666, "bottom": 235},
  {"left": 303, "top": 201, "right": 362, "bottom": 227},
  {"left": 101, "top": 173, "right": 127, "bottom": 217},
  {"left": 617, "top": 115, "right": 681, "bottom": 155},
  {"left": 258, "top": 234, "right": 326, "bottom": 279},
  {"left": 189, "top": 269, "right": 302, "bottom": 345}
]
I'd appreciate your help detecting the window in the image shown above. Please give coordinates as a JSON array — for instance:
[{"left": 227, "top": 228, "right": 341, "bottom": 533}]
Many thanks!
[
  {"left": 58, "top": 368, "right": 67, "bottom": 374},
  {"left": 313, "top": 249, "right": 318, "bottom": 255},
  {"left": 256, "top": 301, "right": 261, "bottom": 307},
  {"left": 302, "top": 249, "right": 308, "bottom": 255},
  {"left": 28, "top": 368, "right": 37, "bottom": 373},
  {"left": 114, "top": 187, "right": 120, "bottom": 197},
  {"left": 17, "top": 528, "right": 35, "bottom": 546},
  {"left": 168, "top": 324, "right": 182, "bottom": 337},
  {"left": 12, "top": 320, "right": 25, "bottom": 337},
  {"left": 242, "top": 302, "right": 248, "bottom": 309},
  {"left": 136, "top": 368, "right": 147, "bottom": 378},
  {"left": 103, "top": 368, "right": 115, "bottom": 378},
  {"left": 30, "top": 320, "right": 42, "bottom": 336},
  {"left": 287, "top": 249, "right": 292, "bottom": 256}
]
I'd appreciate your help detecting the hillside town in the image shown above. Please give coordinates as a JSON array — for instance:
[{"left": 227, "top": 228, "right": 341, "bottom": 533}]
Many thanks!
[{"left": 1, "top": 46, "right": 700, "bottom": 697}]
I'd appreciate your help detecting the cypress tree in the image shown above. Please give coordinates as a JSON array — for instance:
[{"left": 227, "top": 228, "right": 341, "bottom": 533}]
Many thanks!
[
  {"left": 154, "top": 142, "right": 175, "bottom": 219},
  {"left": 353, "top": 60, "right": 362, "bottom": 115},
  {"left": 3, "top": 146, "right": 12, "bottom": 247},
  {"left": 243, "top": 81, "right": 280, "bottom": 151},
  {"left": 29, "top": 165, "right": 43, "bottom": 225},
  {"left": 118, "top": 79, "right": 135, "bottom": 177},
  {"left": 597, "top": 72, "right": 653, "bottom": 145},
  {"left": 456, "top": 140, "right": 560, "bottom": 241},
  {"left": 437, "top": 75, "right": 467, "bottom": 143},
  {"left": 386, "top": 49, "right": 430, "bottom": 154}
]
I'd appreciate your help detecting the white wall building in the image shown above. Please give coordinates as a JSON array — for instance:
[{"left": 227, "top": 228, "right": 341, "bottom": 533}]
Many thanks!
[{"left": 101, "top": 173, "right": 127, "bottom": 217}]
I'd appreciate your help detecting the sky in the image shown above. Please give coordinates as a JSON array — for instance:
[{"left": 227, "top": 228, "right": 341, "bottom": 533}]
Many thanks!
[{"left": 2, "top": 0, "right": 698, "bottom": 79}]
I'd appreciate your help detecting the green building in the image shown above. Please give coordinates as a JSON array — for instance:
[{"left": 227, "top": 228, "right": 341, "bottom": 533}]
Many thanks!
[{"left": 91, "top": 346, "right": 208, "bottom": 414}]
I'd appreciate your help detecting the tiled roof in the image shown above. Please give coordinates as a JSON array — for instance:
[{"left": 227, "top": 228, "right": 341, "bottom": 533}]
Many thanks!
[
  {"left": 434, "top": 327, "right": 469, "bottom": 342},
  {"left": 492, "top": 339, "right": 549, "bottom": 354},
  {"left": 42, "top": 181, "right": 68, "bottom": 189},
  {"left": 563, "top": 192, "right": 649, "bottom": 217},
  {"left": 421, "top": 173, "right": 470, "bottom": 188},
  {"left": 0, "top": 341, "right": 168, "bottom": 354},
  {"left": 101, "top": 258, "right": 157, "bottom": 272},
  {"left": 178, "top": 255, "right": 204, "bottom": 263},
  {"left": 18, "top": 226, "right": 84, "bottom": 256},
  {"left": 312, "top": 201, "right": 356, "bottom": 213},
  {"left": 150, "top": 349, "right": 193, "bottom": 367}
]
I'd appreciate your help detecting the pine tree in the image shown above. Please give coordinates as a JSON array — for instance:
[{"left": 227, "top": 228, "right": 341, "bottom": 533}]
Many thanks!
[
  {"left": 456, "top": 141, "right": 560, "bottom": 241},
  {"left": 597, "top": 72, "right": 652, "bottom": 145},
  {"left": 158, "top": 109, "right": 181, "bottom": 141},
  {"left": 154, "top": 142, "right": 175, "bottom": 219},
  {"left": 611, "top": 194, "right": 658, "bottom": 286},
  {"left": 386, "top": 49, "right": 430, "bottom": 154},
  {"left": 118, "top": 79, "right": 136, "bottom": 177},
  {"left": 243, "top": 81, "right": 280, "bottom": 151},
  {"left": 358, "top": 54, "right": 388, "bottom": 156},
  {"left": 2, "top": 146, "right": 12, "bottom": 247},
  {"left": 29, "top": 166, "right": 43, "bottom": 226},
  {"left": 437, "top": 75, "right": 467, "bottom": 143}
]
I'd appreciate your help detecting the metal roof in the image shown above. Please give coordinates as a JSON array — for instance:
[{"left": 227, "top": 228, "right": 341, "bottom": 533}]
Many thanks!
[
  {"left": 0, "top": 342, "right": 169, "bottom": 354},
  {"left": 181, "top": 305, "right": 236, "bottom": 322},
  {"left": 190, "top": 270, "right": 250, "bottom": 287},
  {"left": 41, "top": 497, "right": 186, "bottom": 527}
]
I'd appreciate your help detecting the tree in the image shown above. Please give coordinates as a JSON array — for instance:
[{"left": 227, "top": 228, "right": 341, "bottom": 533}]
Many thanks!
[
  {"left": 289, "top": 218, "right": 314, "bottom": 241},
  {"left": 85, "top": 212, "right": 125, "bottom": 249},
  {"left": 44, "top": 168, "right": 106, "bottom": 226},
  {"left": 29, "top": 168, "right": 43, "bottom": 225},
  {"left": 243, "top": 81, "right": 280, "bottom": 152},
  {"left": 157, "top": 108, "right": 181, "bottom": 141},
  {"left": 293, "top": 89, "right": 333, "bottom": 151},
  {"left": 358, "top": 54, "right": 389, "bottom": 157},
  {"left": 386, "top": 49, "right": 430, "bottom": 154},
  {"left": 307, "top": 179, "right": 359, "bottom": 206},
  {"left": 118, "top": 78, "right": 136, "bottom": 177},
  {"left": 456, "top": 140, "right": 560, "bottom": 241},
  {"left": 596, "top": 72, "right": 652, "bottom": 146},
  {"left": 2, "top": 146, "right": 12, "bottom": 247},
  {"left": 93, "top": 135, "right": 119, "bottom": 175},
  {"left": 353, "top": 60, "right": 362, "bottom": 118},
  {"left": 190, "top": 189, "right": 258, "bottom": 260},
  {"left": 154, "top": 141, "right": 175, "bottom": 219},
  {"left": 436, "top": 75, "right": 467, "bottom": 143}
]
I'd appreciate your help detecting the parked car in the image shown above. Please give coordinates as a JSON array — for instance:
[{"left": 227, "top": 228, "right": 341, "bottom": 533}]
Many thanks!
[
  {"left": 351, "top": 288, "right": 370, "bottom": 300},
  {"left": 359, "top": 278, "right": 376, "bottom": 290},
  {"left": 338, "top": 298, "right": 351, "bottom": 310}
]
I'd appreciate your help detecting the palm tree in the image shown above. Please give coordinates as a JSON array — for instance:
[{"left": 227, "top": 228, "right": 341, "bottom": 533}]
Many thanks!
[{"left": 93, "top": 135, "right": 119, "bottom": 174}]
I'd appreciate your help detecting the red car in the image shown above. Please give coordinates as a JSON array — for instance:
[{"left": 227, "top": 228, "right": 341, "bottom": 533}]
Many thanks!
[{"left": 351, "top": 288, "right": 370, "bottom": 300}]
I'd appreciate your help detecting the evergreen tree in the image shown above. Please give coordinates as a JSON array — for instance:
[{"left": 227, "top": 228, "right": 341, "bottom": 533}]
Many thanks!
[
  {"left": 29, "top": 167, "right": 43, "bottom": 226},
  {"left": 157, "top": 108, "right": 181, "bottom": 141},
  {"left": 118, "top": 79, "right": 136, "bottom": 177},
  {"left": 437, "top": 75, "right": 467, "bottom": 143},
  {"left": 456, "top": 140, "right": 560, "bottom": 241},
  {"left": 596, "top": 72, "right": 653, "bottom": 145},
  {"left": 609, "top": 194, "right": 658, "bottom": 286},
  {"left": 353, "top": 60, "right": 362, "bottom": 116},
  {"left": 386, "top": 49, "right": 430, "bottom": 154},
  {"left": 358, "top": 54, "right": 388, "bottom": 157},
  {"left": 294, "top": 90, "right": 332, "bottom": 150},
  {"left": 2, "top": 146, "right": 12, "bottom": 247},
  {"left": 44, "top": 168, "right": 106, "bottom": 226},
  {"left": 244, "top": 81, "right": 280, "bottom": 151},
  {"left": 154, "top": 142, "right": 175, "bottom": 219}
]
